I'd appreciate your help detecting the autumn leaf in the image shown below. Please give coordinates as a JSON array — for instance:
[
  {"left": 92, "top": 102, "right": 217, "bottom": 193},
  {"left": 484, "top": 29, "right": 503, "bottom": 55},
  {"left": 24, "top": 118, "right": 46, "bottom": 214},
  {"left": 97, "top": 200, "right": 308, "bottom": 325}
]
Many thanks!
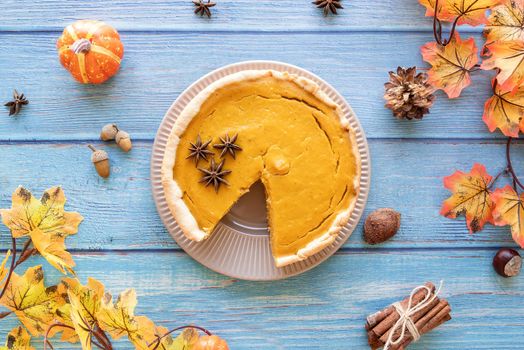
[
  {"left": 62, "top": 278, "right": 105, "bottom": 350},
  {"left": 441, "top": 163, "right": 494, "bottom": 232},
  {"left": 440, "top": 0, "right": 503, "bottom": 26},
  {"left": 0, "top": 250, "right": 11, "bottom": 288},
  {"left": 168, "top": 328, "right": 200, "bottom": 350},
  {"left": 481, "top": 40, "right": 524, "bottom": 91},
  {"left": 0, "top": 265, "right": 68, "bottom": 337},
  {"left": 421, "top": 33, "right": 479, "bottom": 98},
  {"left": 0, "top": 186, "right": 83, "bottom": 274},
  {"left": 0, "top": 326, "right": 34, "bottom": 350},
  {"left": 483, "top": 79, "right": 524, "bottom": 136},
  {"left": 97, "top": 289, "right": 156, "bottom": 350},
  {"left": 491, "top": 185, "right": 524, "bottom": 247},
  {"left": 485, "top": 0, "right": 524, "bottom": 42},
  {"left": 419, "top": 0, "right": 451, "bottom": 19}
]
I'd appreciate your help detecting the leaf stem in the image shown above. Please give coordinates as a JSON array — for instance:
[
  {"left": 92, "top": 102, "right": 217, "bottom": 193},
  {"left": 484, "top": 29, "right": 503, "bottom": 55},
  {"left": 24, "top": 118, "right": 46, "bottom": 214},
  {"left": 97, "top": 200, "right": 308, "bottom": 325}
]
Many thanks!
[
  {"left": 432, "top": 0, "right": 463, "bottom": 46},
  {"left": 149, "top": 325, "right": 213, "bottom": 350},
  {"left": 489, "top": 167, "right": 508, "bottom": 189},
  {"left": 92, "top": 326, "right": 113, "bottom": 350},
  {"left": 506, "top": 137, "right": 524, "bottom": 191},
  {"left": 44, "top": 323, "right": 76, "bottom": 350},
  {"left": 0, "top": 237, "right": 17, "bottom": 300}
]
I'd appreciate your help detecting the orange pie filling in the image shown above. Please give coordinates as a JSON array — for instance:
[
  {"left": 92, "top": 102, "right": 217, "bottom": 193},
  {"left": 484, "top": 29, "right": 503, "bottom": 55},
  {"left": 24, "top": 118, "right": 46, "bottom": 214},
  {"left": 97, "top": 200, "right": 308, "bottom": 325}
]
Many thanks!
[{"left": 171, "top": 73, "right": 359, "bottom": 266}]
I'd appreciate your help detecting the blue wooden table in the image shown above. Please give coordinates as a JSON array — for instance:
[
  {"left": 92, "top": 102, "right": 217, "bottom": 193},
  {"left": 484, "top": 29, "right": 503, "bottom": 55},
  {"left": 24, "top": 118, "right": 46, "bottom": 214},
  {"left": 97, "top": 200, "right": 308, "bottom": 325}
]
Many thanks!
[{"left": 1, "top": 1, "right": 523, "bottom": 349}]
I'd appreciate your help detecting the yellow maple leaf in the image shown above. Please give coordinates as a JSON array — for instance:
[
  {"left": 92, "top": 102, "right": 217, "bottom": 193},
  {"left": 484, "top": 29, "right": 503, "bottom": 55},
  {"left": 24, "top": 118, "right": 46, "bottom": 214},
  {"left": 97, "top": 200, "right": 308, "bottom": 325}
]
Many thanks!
[
  {"left": 482, "top": 39, "right": 524, "bottom": 91},
  {"left": 0, "top": 326, "right": 34, "bottom": 350},
  {"left": 484, "top": 0, "right": 524, "bottom": 42},
  {"left": 441, "top": 163, "right": 494, "bottom": 232},
  {"left": 421, "top": 33, "right": 479, "bottom": 98},
  {"left": 0, "top": 265, "right": 68, "bottom": 337},
  {"left": 62, "top": 277, "right": 105, "bottom": 350},
  {"left": 419, "top": 0, "right": 450, "bottom": 19},
  {"left": 0, "top": 250, "right": 12, "bottom": 288},
  {"left": 0, "top": 186, "right": 83, "bottom": 274},
  {"left": 483, "top": 79, "right": 524, "bottom": 137},
  {"left": 150, "top": 327, "right": 199, "bottom": 350},
  {"left": 492, "top": 185, "right": 524, "bottom": 247},
  {"left": 97, "top": 289, "right": 156, "bottom": 350},
  {"left": 441, "top": 0, "right": 502, "bottom": 26}
]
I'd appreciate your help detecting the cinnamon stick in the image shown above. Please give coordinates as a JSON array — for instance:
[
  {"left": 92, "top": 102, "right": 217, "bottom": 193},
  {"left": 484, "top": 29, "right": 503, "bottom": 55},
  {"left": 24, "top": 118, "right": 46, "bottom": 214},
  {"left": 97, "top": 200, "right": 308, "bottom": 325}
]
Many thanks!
[
  {"left": 365, "top": 282, "right": 451, "bottom": 350},
  {"left": 379, "top": 296, "right": 440, "bottom": 344},
  {"left": 389, "top": 300, "right": 451, "bottom": 350},
  {"left": 371, "top": 282, "right": 435, "bottom": 338}
]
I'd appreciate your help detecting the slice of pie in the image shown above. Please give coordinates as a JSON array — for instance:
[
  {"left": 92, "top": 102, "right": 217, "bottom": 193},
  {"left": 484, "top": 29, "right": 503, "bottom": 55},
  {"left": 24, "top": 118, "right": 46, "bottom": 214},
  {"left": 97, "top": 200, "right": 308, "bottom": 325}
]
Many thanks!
[{"left": 161, "top": 70, "right": 360, "bottom": 267}]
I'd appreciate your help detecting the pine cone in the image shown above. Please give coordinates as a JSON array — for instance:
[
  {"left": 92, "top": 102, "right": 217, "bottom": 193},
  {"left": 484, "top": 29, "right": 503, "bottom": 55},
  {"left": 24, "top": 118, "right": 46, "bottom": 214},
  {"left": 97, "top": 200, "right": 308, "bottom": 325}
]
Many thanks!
[{"left": 384, "top": 66, "right": 435, "bottom": 120}]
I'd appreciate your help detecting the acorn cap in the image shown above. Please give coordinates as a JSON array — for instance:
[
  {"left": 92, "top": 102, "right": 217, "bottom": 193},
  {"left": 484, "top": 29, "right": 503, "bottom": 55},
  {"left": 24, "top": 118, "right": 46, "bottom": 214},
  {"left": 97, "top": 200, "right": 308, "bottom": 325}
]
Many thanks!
[
  {"left": 91, "top": 149, "right": 109, "bottom": 163},
  {"left": 115, "top": 130, "right": 129, "bottom": 143},
  {"left": 100, "top": 123, "right": 119, "bottom": 141},
  {"left": 115, "top": 130, "right": 132, "bottom": 152}
]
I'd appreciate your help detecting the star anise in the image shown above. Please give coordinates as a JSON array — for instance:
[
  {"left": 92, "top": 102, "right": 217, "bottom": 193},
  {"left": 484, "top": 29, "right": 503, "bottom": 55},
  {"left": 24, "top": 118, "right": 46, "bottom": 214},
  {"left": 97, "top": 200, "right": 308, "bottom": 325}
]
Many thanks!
[
  {"left": 198, "top": 158, "right": 231, "bottom": 193},
  {"left": 193, "top": 0, "right": 216, "bottom": 18},
  {"left": 312, "top": 0, "right": 343, "bottom": 15},
  {"left": 187, "top": 135, "right": 214, "bottom": 165},
  {"left": 4, "top": 90, "right": 28, "bottom": 116},
  {"left": 214, "top": 133, "right": 242, "bottom": 159}
]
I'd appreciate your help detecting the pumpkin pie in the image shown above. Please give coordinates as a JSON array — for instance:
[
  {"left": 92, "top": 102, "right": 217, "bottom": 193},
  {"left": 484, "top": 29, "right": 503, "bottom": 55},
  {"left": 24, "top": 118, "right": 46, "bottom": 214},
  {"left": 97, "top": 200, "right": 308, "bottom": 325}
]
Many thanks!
[{"left": 161, "top": 70, "right": 360, "bottom": 267}]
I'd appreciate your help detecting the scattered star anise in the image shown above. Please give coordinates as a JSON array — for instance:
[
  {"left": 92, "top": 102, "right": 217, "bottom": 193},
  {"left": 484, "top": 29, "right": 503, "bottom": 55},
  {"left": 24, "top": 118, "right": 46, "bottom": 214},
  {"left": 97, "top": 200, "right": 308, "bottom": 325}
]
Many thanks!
[
  {"left": 214, "top": 133, "right": 242, "bottom": 159},
  {"left": 198, "top": 158, "right": 231, "bottom": 193},
  {"left": 312, "top": 0, "right": 343, "bottom": 15},
  {"left": 187, "top": 135, "right": 214, "bottom": 165},
  {"left": 193, "top": 0, "right": 216, "bottom": 18},
  {"left": 4, "top": 90, "right": 28, "bottom": 116}
]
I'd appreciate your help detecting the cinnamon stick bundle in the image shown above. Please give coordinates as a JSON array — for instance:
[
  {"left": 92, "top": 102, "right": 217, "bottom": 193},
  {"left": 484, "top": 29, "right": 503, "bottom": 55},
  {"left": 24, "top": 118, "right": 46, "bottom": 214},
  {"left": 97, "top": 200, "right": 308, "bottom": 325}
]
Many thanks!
[{"left": 365, "top": 282, "right": 451, "bottom": 350}]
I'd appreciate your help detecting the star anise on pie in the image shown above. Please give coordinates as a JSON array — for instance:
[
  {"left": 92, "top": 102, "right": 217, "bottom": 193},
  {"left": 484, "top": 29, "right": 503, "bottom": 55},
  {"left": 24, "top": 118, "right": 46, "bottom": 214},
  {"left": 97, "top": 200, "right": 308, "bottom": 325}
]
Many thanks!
[
  {"left": 193, "top": 0, "right": 216, "bottom": 18},
  {"left": 312, "top": 0, "right": 343, "bottom": 16},
  {"left": 214, "top": 133, "right": 242, "bottom": 159},
  {"left": 198, "top": 158, "right": 231, "bottom": 193},
  {"left": 4, "top": 90, "right": 28, "bottom": 116},
  {"left": 187, "top": 135, "right": 214, "bottom": 165}
]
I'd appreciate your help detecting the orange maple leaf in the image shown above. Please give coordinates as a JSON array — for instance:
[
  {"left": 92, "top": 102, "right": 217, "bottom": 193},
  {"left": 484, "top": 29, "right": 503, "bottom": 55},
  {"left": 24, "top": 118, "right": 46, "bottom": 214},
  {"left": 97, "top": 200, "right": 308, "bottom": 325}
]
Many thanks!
[
  {"left": 421, "top": 33, "right": 479, "bottom": 98},
  {"left": 441, "top": 163, "right": 494, "bottom": 232},
  {"left": 491, "top": 185, "right": 524, "bottom": 247},
  {"left": 484, "top": 0, "right": 524, "bottom": 43},
  {"left": 419, "top": 0, "right": 451, "bottom": 19},
  {"left": 483, "top": 79, "right": 524, "bottom": 137},
  {"left": 441, "top": 0, "right": 503, "bottom": 26},
  {"left": 481, "top": 39, "right": 524, "bottom": 91}
]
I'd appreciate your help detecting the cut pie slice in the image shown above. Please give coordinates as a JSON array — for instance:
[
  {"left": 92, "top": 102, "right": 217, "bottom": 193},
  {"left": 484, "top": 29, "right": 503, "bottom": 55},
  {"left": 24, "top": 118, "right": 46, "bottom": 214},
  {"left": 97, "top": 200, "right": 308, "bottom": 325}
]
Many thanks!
[{"left": 161, "top": 70, "right": 360, "bottom": 267}]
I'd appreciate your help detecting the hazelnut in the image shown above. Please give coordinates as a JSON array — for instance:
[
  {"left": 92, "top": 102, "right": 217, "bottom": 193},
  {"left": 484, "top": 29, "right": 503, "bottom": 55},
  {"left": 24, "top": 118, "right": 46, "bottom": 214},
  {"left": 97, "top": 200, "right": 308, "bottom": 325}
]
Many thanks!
[
  {"left": 493, "top": 248, "right": 521, "bottom": 277},
  {"left": 100, "top": 123, "right": 119, "bottom": 141},
  {"left": 364, "top": 208, "right": 401, "bottom": 245},
  {"left": 115, "top": 130, "right": 132, "bottom": 152},
  {"left": 88, "top": 145, "right": 110, "bottom": 178}
]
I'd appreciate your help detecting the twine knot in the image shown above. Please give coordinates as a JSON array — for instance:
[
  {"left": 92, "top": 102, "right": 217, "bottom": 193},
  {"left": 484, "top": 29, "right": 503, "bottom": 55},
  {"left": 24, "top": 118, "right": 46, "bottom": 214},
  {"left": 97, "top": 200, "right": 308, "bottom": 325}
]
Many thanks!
[{"left": 384, "top": 281, "right": 443, "bottom": 350}]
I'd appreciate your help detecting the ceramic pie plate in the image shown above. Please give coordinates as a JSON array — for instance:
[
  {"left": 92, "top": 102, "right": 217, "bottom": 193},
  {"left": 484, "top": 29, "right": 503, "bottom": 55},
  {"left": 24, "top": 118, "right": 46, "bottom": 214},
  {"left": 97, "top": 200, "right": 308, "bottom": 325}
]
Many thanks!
[{"left": 151, "top": 61, "right": 370, "bottom": 281}]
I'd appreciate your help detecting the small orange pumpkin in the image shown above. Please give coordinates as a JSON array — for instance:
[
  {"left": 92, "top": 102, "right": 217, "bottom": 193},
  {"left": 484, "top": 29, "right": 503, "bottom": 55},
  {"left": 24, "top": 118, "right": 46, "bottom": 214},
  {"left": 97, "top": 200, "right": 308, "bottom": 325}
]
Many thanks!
[
  {"left": 193, "top": 335, "right": 229, "bottom": 350},
  {"left": 56, "top": 20, "right": 124, "bottom": 84}
]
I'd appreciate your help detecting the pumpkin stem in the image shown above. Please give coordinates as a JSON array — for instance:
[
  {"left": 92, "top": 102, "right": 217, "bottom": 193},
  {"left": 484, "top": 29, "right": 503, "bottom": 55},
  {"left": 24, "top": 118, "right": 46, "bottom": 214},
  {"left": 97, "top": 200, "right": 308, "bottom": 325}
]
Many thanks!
[{"left": 71, "top": 38, "right": 92, "bottom": 54}]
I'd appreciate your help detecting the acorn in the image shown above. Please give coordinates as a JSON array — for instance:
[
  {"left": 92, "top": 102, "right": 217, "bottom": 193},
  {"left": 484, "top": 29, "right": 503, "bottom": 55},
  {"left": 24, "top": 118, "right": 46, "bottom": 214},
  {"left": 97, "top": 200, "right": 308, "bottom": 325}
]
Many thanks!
[
  {"left": 363, "top": 208, "right": 401, "bottom": 245},
  {"left": 88, "top": 145, "right": 110, "bottom": 178},
  {"left": 115, "top": 130, "right": 132, "bottom": 152},
  {"left": 100, "top": 123, "right": 119, "bottom": 141},
  {"left": 493, "top": 248, "right": 521, "bottom": 277}
]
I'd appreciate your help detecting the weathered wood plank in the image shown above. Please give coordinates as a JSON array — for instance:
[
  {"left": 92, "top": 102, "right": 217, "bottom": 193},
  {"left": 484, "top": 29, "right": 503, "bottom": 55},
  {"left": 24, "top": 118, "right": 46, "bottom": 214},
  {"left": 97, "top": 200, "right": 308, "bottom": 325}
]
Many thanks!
[
  {"left": 0, "top": 0, "right": 441, "bottom": 32},
  {"left": 0, "top": 32, "right": 497, "bottom": 141},
  {"left": 0, "top": 250, "right": 521, "bottom": 349},
  {"left": 0, "top": 140, "right": 521, "bottom": 250}
]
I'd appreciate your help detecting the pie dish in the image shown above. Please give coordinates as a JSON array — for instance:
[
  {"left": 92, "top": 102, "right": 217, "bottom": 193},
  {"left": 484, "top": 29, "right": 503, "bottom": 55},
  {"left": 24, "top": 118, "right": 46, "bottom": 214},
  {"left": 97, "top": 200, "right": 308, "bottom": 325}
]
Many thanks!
[{"left": 161, "top": 69, "right": 361, "bottom": 267}]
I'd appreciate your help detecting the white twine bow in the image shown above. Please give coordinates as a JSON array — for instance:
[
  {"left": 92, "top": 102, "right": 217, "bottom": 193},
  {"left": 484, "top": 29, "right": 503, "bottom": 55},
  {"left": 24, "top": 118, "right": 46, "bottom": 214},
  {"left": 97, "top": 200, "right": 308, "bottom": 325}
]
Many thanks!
[{"left": 384, "top": 281, "right": 444, "bottom": 350}]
